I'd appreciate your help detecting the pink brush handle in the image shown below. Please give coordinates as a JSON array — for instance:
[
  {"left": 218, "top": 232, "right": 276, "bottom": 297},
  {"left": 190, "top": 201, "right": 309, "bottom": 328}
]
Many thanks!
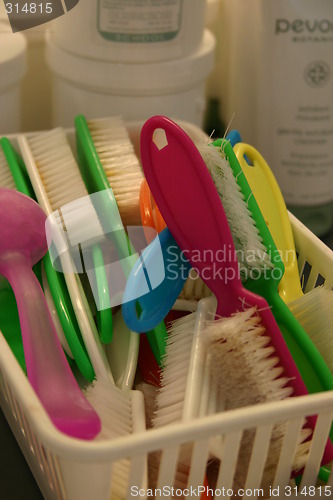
[
  {"left": 140, "top": 116, "right": 309, "bottom": 398},
  {"left": 141, "top": 118, "right": 242, "bottom": 307},
  {"left": 3, "top": 254, "right": 101, "bottom": 440}
]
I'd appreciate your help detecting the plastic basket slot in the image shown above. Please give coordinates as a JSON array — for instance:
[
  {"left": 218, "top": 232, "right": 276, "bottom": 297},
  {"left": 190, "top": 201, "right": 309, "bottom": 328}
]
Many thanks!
[
  {"left": 300, "top": 261, "right": 312, "bottom": 293},
  {"left": 209, "top": 419, "right": 310, "bottom": 496},
  {"left": 1, "top": 376, "right": 19, "bottom": 424},
  {"left": 299, "top": 410, "right": 333, "bottom": 487},
  {"left": 244, "top": 423, "right": 274, "bottom": 491},
  {"left": 272, "top": 417, "right": 306, "bottom": 488},
  {"left": 315, "top": 274, "right": 326, "bottom": 288},
  {"left": 304, "top": 264, "right": 322, "bottom": 292},
  {"left": 126, "top": 454, "right": 147, "bottom": 497},
  {"left": 42, "top": 445, "right": 66, "bottom": 499},
  {"left": 187, "top": 438, "right": 210, "bottom": 491},
  {"left": 19, "top": 408, "right": 37, "bottom": 457},
  {"left": 23, "top": 415, "right": 65, "bottom": 499},
  {"left": 0, "top": 361, "right": 65, "bottom": 498},
  {"left": 291, "top": 211, "right": 333, "bottom": 288},
  {"left": 153, "top": 446, "right": 180, "bottom": 491},
  {"left": 110, "top": 458, "right": 131, "bottom": 498},
  {"left": 214, "top": 430, "right": 242, "bottom": 491}
]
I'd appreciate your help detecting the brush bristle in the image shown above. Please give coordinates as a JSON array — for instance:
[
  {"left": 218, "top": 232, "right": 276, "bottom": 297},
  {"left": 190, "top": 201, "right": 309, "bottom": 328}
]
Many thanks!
[
  {"left": 203, "top": 308, "right": 311, "bottom": 487},
  {"left": 151, "top": 307, "right": 310, "bottom": 491},
  {"left": 25, "top": 128, "right": 108, "bottom": 277},
  {"left": 54, "top": 194, "right": 107, "bottom": 248},
  {"left": 0, "top": 147, "right": 16, "bottom": 189},
  {"left": 109, "top": 458, "right": 133, "bottom": 500},
  {"left": 150, "top": 312, "right": 210, "bottom": 492},
  {"left": 27, "top": 128, "right": 88, "bottom": 210},
  {"left": 136, "top": 382, "right": 159, "bottom": 429},
  {"left": 203, "top": 307, "right": 293, "bottom": 407},
  {"left": 289, "top": 286, "right": 333, "bottom": 374},
  {"left": 153, "top": 312, "right": 197, "bottom": 428},
  {"left": 84, "top": 378, "right": 133, "bottom": 439},
  {"left": 86, "top": 117, "right": 144, "bottom": 227},
  {"left": 197, "top": 142, "right": 273, "bottom": 275},
  {"left": 178, "top": 267, "right": 212, "bottom": 302},
  {"left": 137, "top": 381, "right": 191, "bottom": 493},
  {"left": 84, "top": 379, "right": 147, "bottom": 496}
]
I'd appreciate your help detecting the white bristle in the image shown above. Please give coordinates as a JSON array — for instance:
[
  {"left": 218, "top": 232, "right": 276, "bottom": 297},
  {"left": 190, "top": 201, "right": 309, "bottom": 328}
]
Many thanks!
[
  {"left": 22, "top": 128, "right": 108, "bottom": 257},
  {"left": 203, "top": 307, "right": 293, "bottom": 408},
  {"left": 178, "top": 268, "right": 212, "bottom": 301},
  {"left": 84, "top": 379, "right": 147, "bottom": 496},
  {"left": 59, "top": 195, "right": 106, "bottom": 247},
  {"left": 289, "top": 286, "right": 333, "bottom": 373},
  {"left": 152, "top": 305, "right": 310, "bottom": 491},
  {"left": 203, "top": 308, "right": 311, "bottom": 489},
  {"left": 0, "top": 147, "right": 16, "bottom": 189},
  {"left": 136, "top": 382, "right": 159, "bottom": 429},
  {"left": 153, "top": 312, "right": 197, "bottom": 428},
  {"left": 197, "top": 142, "right": 273, "bottom": 274},
  {"left": 84, "top": 378, "right": 134, "bottom": 440},
  {"left": 27, "top": 128, "right": 88, "bottom": 210},
  {"left": 149, "top": 309, "right": 198, "bottom": 490},
  {"left": 86, "top": 117, "right": 144, "bottom": 226},
  {"left": 109, "top": 458, "right": 132, "bottom": 500}
]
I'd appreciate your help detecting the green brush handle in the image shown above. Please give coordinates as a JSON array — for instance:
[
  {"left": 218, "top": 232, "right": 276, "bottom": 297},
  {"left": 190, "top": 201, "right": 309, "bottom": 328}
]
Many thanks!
[
  {"left": 93, "top": 244, "right": 113, "bottom": 344},
  {"left": 214, "top": 138, "right": 333, "bottom": 437},
  {"left": 0, "top": 137, "right": 35, "bottom": 197},
  {"left": 0, "top": 138, "right": 95, "bottom": 381},
  {"left": 75, "top": 114, "right": 167, "bottom": 365},
  {"left": 213, "top": 138, "right": 285, "bottom": 285}
]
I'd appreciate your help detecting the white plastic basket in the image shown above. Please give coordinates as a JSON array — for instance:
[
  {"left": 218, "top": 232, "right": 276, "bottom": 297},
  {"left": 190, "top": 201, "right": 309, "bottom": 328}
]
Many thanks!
[{"left": 1, "top": 127, "right": 333, "bottom": 499}]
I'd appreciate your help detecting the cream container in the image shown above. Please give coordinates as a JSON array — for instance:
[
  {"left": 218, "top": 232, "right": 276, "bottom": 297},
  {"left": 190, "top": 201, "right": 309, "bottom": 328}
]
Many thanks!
[
  {"left": 45, "top": 29, "right": 215, "bottom": 128},
  {"left": 48, "top": 0, "right": 207, "bottom": 63}
]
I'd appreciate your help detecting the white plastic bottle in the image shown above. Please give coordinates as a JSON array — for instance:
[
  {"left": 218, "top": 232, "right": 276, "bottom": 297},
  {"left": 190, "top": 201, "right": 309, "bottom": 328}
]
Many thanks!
[{"left": 256, "top": 0, "right": 333, "bottom": 236}]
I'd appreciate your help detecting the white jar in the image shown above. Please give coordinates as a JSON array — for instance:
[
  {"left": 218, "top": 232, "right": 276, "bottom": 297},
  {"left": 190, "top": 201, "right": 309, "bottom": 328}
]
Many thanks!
[
  {"left": 48, "top": 0, "right": 207, "bottom": 63},
  {"left": 0, "top": 23, "right": 27, "bottom": 134},
  {"left": 45, "top": 29, "right": 215, "bottom": 128}
]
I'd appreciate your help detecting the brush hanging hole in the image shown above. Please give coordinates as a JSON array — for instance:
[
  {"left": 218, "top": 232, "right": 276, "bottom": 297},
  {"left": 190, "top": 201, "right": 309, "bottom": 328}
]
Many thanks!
[{"left": 153, "top": 129, "right": 168, "bottom": 151}]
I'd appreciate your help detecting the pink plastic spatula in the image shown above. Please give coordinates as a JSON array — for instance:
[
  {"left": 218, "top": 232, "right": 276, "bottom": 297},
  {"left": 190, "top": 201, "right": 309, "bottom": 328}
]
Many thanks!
[
  {"left": 140, "top": 116, "right": 333, "bottom": 464},
  {"left": 0, "top": 188, "right": 101, "bottom": 439}
]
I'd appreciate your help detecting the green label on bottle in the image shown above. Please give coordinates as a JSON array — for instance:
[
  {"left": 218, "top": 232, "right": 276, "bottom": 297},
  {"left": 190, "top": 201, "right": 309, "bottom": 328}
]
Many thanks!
[{"left": 97, "top": 0, "right": 182, "bottom": 43}]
